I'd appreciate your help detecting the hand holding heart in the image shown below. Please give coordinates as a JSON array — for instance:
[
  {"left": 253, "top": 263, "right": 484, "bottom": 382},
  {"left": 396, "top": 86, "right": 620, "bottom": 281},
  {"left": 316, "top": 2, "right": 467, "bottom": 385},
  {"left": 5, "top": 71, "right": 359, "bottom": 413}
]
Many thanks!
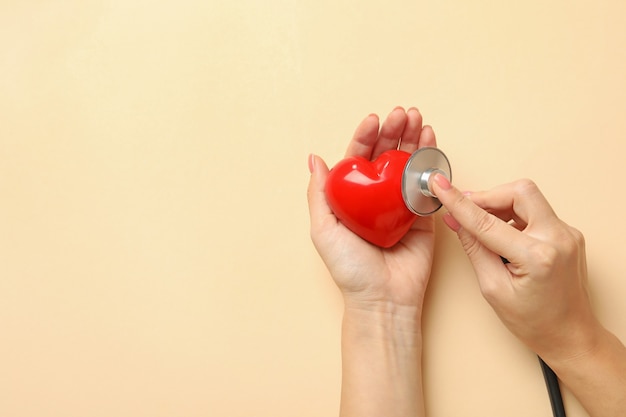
[{"left": 307, "top": 107, "right": 437, "bottom": 311}]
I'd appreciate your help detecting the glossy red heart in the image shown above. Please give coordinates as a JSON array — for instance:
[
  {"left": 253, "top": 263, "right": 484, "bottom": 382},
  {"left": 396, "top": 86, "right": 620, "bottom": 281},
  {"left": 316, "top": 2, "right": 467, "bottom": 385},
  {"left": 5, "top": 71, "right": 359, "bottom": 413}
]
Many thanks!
[{"left": 325, "top": 150, "right": 416, "bottom": 248}]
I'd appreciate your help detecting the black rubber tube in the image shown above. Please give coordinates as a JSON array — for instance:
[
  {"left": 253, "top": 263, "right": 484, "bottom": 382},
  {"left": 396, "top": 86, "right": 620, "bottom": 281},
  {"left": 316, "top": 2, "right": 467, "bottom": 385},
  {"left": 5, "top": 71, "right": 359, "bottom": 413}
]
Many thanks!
[
  {"left": 538, "top": 356, "right": 567, "bottom": 417},
  {"left": 500, "top": 257, "right": 566, "bottom": 416}
]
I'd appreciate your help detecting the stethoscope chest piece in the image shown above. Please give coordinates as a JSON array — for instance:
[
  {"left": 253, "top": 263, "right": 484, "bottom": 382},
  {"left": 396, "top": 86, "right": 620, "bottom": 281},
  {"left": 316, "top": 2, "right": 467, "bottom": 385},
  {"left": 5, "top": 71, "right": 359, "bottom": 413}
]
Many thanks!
[{"left": 401, "top": 147, "right": 452, "bottom": 216}]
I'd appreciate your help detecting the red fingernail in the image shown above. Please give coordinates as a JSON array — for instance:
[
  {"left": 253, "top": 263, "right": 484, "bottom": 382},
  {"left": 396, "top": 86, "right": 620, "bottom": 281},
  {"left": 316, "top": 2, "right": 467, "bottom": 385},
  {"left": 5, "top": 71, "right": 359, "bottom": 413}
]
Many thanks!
[{"left": 433, "top": 173, "right": 452, "bottom": 191}]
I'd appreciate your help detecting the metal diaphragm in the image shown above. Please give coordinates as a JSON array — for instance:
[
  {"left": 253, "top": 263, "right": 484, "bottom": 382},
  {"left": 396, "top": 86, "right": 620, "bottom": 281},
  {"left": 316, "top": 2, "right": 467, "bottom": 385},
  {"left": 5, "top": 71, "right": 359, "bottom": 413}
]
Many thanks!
[{"left": 401, "top": 147, "right": 452, "bottom": 216}]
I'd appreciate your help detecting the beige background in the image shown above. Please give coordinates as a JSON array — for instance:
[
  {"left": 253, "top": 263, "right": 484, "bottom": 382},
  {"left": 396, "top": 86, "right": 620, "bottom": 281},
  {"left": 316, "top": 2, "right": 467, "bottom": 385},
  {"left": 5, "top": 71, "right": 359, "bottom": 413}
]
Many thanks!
[{"left": 1, "top": 1, "right": 625, "bottom": 416}]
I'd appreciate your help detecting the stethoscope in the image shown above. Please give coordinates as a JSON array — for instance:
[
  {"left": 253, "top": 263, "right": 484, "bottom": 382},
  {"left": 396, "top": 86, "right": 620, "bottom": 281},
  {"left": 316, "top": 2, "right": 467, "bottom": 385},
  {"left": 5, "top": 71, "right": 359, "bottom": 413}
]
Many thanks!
[{"left": 404, "top": 148, "right": 566, "bottom": 417}]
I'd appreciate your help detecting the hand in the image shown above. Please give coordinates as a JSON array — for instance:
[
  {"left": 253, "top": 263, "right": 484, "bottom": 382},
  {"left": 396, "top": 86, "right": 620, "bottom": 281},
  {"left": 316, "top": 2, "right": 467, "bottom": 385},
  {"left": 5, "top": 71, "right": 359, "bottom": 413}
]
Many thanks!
[
  {"left": 307, "top": 107, "right": 437, "bottom": 315},
  {"left": 308, "top": 107, "right": 435, "bottom": 417},
  {"left": 431, "top": 176, "right": 600, "bottom": 360}
]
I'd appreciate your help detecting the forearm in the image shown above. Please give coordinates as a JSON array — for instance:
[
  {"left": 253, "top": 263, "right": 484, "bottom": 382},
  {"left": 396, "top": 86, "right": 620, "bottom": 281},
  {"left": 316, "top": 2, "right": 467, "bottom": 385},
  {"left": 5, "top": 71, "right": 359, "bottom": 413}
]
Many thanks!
[
  {"left": 541, "top": 324, "right": 626, "bottom": 417},
  {"left": 339, "top": 302, "right": 425, "bottom": 417}
]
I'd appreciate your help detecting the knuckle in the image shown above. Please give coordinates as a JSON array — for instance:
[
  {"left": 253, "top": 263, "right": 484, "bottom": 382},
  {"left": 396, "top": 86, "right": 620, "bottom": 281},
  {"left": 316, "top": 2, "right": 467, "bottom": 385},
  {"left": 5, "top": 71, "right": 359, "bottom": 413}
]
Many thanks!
[
  {"left": 525, "top": 222, "right": 585, "bottom": 276},
  {"left": 560, "top": 227, "right": 585, "bottom": 262},
  {"left": 478, "top": 278, "right": 500, "bottom": 304},
  {"left": 447, "top": 191, "right": 466, "bottom": 212},
  {"left": 569, "top": 226, "right": 586, "bottom": 248},
  {"left": 511, "top": 178, "right": 543, "bottom": 202},
  {"left": 458, "top": 231, "right": 481, "bottom": 258},
  {"left": 550, "top": 223, "right": 585, "bottom": 257},
  {"left": 472, "top": 211, "right": 498, "bottom": 236},
  {"left": 527, "top": 241, "right": 559, "bottom": 273},
  {"left": 513, "top": 178, "right": 539, "bottom": 194}
]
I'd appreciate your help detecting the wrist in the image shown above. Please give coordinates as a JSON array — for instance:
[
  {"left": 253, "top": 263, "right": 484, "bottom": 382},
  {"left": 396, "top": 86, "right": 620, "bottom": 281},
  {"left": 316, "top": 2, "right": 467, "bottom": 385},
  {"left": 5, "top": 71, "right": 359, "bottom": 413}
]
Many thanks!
[
  {"left": 537, "top": 323, "right": 626, "bottom": 416},
  {"left": 342, "top": 299, "right": 423, "bottom": 348},
  {"left": 339, "top": 299, "right": 425, "bottom": 417},
  {"left": 533, "top": 314, "right": 604, "bottom": 366}
]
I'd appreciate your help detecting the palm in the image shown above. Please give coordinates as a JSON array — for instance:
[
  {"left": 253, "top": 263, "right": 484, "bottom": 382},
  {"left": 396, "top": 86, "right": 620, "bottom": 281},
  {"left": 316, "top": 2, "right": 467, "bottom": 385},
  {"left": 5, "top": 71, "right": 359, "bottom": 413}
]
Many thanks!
[
  {"left": 317, "top": 212, "right": 434, "bottom": 307},
  {"left": 308, "top": 107, "right": 438, "bottom": 309}
]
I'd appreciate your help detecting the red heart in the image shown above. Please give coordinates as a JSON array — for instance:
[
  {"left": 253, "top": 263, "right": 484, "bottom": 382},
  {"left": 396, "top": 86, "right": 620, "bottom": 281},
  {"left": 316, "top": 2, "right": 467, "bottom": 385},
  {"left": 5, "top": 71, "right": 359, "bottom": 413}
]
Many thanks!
[{"left": 325, "top": 150, "right": 417, "bottom": 248}]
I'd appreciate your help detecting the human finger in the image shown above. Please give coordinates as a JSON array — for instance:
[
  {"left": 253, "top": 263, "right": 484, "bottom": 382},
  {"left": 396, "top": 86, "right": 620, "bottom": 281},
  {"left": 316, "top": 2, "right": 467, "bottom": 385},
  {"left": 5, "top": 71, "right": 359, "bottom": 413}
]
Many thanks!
[
  {"left": 455, "top": 226, "right": 514, "bottom": 301},
  {"left": 371, "top": 107, "right": 408, "bottom": 159},
  {"left": 463, "top": 191, "right": 527, "bottom": 230},
  {"left": 466, "top": 179, "right": 558, "bottom": 229},
  {"left": 431, "top": 174, "right": 535, "bottom": 264},
  {"left": 344, "top": 114, "right": 380, "bottom": 159},
  {"left": 306, "top": 154, "right": 336, "bottom": 234},
  {"left": 397, "top": 107, "right": 423, "bottom": 154},
  {"left": 417, "top": 125, "right": 437, "bottom": 148}
]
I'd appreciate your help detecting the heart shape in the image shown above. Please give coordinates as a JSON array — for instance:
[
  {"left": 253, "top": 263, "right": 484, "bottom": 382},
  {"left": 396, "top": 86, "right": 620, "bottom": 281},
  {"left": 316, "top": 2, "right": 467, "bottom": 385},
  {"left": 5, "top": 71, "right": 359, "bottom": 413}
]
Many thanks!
[{"left": 325, "top": 150, "right": 417, "bottom": 248}]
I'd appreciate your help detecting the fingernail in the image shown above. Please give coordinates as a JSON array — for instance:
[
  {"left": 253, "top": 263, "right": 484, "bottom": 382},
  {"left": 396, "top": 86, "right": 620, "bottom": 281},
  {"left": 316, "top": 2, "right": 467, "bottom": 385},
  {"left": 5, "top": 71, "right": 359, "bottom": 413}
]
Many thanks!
[
  {"left": 308, "top": 154, "right": 316, "bottom": 174},
  {"left": 462, "top": 191, "right": 472, "bottom": 197},
  {"left": 442, "top": 212, "right": 461, "bottom": 232},
  {"left": 433, "top": 173, "right": 452, "bottom": 191}
]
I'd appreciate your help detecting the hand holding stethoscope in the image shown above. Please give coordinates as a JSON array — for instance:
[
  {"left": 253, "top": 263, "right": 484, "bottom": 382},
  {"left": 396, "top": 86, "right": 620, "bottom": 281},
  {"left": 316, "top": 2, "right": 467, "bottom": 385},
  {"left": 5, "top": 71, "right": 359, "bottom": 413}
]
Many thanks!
[
  {"left": 431, "top": 174, "right": 626, "bottom": 417},
  {"left": 308, "top": 106, "right": 626, "bottom": 417}
]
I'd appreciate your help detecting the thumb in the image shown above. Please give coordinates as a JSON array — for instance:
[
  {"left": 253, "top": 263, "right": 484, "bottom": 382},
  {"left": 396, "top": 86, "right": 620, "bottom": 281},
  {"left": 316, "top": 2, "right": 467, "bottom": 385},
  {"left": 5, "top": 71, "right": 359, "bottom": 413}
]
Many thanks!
[
  {"left": 306, "top": 154, "right": 334, "bottom": 232},
  {"left": 433, "top": 174, "right": 518, "bottom": 299},
  {"left": 431, "top": 173, "right": 531, "bottom": 264}
]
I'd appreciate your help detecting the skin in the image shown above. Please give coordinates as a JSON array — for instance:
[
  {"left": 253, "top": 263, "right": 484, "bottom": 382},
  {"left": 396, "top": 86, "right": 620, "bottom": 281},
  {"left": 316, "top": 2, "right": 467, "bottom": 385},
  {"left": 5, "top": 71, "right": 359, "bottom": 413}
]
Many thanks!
[
  {"left": 308, "top": 107, "right": 626, "bottom": 417},
  {"left": 308, "top": 106, "right": 435, "bottom": 417},
  {"left": 431, "top": 174, "right": 626, "bottom": 417}
]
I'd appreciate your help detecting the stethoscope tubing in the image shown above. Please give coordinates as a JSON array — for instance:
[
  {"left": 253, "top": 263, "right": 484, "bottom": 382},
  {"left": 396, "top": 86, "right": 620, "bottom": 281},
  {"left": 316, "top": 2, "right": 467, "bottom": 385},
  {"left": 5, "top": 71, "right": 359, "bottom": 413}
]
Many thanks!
[{"left": 539, "top": 356, "right": 567, "bottom": 417}]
